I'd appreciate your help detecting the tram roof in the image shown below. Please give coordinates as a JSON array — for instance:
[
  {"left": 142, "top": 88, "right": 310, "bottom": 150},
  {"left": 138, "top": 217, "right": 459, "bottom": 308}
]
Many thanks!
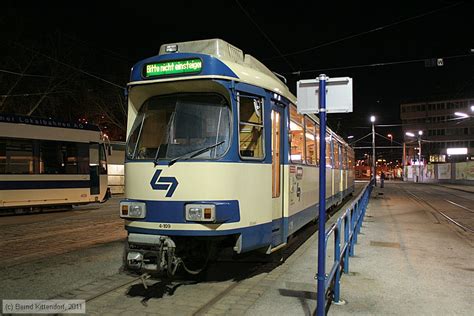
[
  {"left": 130, "top": 39, "right": 297, "bottom": 104},
  {"left": 129, "top": 39, "right": 349, "bottom": 148}
]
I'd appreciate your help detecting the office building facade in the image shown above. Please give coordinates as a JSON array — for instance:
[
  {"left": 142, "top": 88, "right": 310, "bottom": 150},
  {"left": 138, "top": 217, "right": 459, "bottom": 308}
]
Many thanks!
[{"left": 400, "top": 97, "right": 474, "bottom": 163}]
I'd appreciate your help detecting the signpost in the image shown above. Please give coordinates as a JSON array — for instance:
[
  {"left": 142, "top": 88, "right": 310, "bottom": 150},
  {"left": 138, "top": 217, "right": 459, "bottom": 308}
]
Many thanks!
[{"left": 297, "top": 75, "right": 352, "bottom": 316}]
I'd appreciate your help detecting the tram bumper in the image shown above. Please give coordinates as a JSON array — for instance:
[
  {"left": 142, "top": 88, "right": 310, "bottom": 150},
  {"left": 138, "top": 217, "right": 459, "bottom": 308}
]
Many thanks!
[{"left": 125, "top": 233, "right": 179, "bottom": 275}]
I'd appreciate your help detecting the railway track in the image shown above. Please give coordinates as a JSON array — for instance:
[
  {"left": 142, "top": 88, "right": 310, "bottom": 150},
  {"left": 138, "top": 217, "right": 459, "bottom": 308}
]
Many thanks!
[
  {"left": 56, "top": 187, "right": 364, "bottom": 314},
  {"left": 80, "top": 224, "right": 314, "bottom": 315},
  {"left": 402, "top": 186, "right": 474, "bottom": 233}
]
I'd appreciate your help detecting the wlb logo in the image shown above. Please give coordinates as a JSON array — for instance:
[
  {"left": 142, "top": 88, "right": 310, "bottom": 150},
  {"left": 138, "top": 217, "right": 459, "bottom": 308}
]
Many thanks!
[{"left": 150, "top": 170, "right": 179, "bottom": 197}]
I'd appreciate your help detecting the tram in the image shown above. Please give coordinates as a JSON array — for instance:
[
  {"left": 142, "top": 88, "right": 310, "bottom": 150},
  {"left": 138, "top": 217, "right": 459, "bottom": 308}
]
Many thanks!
[
  {"left": 121, "top": 39, "right": 355, "bottom": 275},
  {"left": 0, "top": 114, "right": 110, "bottom": 211}
]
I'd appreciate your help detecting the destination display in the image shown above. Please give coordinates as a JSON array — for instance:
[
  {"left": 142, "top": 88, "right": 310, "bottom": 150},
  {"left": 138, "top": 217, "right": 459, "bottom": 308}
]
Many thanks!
[{"left": 144, "top": 59, "right": 202, "bottom": 78}]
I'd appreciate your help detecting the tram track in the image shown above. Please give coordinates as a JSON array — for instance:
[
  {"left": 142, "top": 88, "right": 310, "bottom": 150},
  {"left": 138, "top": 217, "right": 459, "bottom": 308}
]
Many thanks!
[
  {"left": 444, "top": 199, "right": 474, "bottom": 213},
  {"left": 402, "top": 186, "right": 474, "bottom": 233},
  {"left": 57, "top": 186, "right": 365, "bottom": 314},
  {"left": 80, "top": 225, "right": 310, "bottom": 315}
]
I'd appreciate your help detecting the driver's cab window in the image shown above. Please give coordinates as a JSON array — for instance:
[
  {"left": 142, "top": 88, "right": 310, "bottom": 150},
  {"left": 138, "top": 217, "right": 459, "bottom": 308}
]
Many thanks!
[{"left": 239, "top": 94, "right": 264, "bottom": 159}]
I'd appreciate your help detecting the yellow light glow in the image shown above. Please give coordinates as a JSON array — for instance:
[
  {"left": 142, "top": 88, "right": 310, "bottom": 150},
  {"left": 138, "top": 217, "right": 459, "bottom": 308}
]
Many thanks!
[{"left": 290, "top": 121, "right": 303, "bottom": 131}]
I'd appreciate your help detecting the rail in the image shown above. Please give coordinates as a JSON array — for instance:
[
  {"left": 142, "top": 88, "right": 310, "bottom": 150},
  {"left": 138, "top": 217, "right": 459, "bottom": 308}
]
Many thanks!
[{"left": 322, "top": 181, "right": 373, "bottom": 312}]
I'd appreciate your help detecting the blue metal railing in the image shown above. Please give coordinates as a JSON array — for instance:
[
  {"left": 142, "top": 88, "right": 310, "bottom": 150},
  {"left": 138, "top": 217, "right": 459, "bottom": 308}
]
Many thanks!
[{"left": 320, "top": 181, "right": 373, "bottom": 312}]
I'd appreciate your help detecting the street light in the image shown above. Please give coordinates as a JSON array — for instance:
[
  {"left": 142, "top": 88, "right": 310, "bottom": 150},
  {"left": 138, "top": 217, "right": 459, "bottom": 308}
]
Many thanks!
[
  {"left": 387, "top": 133, "right": 393, "bottom": 164},
  {"left": 418, "top": 130, "right": 423, "bottom": 167},
  {"left": 454, "top": 112, "right": 469, "bottom": 118},
  {"left": 406, "top": 130, "right": 423, "bottom": 182},
  {"left": 370, "top": 115, "right": 376, "bottom": 186}
]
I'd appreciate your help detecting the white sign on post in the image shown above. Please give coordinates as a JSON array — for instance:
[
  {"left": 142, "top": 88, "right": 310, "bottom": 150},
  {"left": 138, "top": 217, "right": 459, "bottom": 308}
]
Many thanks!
[{"left": 296, "top": 77, "right": 353, "bottom": 114}]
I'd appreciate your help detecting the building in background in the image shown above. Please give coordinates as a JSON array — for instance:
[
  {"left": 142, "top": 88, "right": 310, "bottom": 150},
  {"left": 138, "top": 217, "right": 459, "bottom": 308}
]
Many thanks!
[{"left": 400, "top": 97, "right": 474, "bottom": 164}]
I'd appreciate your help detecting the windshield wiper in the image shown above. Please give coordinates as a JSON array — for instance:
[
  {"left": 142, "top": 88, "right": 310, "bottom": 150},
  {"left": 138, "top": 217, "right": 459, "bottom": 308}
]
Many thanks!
[{"left": 165, "top": 140, "right": 226, "bottom": 167}]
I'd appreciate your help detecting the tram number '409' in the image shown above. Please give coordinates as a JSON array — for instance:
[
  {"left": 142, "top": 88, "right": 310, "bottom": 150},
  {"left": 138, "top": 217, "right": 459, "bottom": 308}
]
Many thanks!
[{"left": 159, "top": 224, "right": 171, "bottom": 229}]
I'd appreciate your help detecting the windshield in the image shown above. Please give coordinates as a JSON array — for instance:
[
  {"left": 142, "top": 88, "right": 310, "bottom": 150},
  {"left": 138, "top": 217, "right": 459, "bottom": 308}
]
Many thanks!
[{"left": 126, "top": 94, "right": 231, "bottom": 161}]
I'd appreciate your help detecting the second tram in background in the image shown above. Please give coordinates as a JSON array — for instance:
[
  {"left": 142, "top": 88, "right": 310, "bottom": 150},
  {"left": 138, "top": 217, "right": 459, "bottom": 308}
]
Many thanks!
[
  {"left": 120, "top": 39, "right": 355, "bottom": 275},
  {"left": 0, "top": 115, "right": 111, "bottom": 212}
]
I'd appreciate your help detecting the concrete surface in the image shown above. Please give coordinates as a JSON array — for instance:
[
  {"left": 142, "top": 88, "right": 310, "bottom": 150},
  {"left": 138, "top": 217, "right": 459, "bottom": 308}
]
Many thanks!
[
  {"left": 0, "top": 196, "right": 126, "bottom": 300},
  {"left": 2, "top": 183, "right": 472, "bottom": 315},
  {"left": 246, "top": 182, "right": 473, "bottom": 315}
]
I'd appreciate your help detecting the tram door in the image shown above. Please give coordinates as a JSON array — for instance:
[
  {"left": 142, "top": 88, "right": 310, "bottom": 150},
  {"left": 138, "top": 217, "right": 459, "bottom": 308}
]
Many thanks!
[
  {"left": 271, "top": 107, "right": 285, "bottom": 246},
  {"left": 89, "top": 143, "right": 100, "bottom": 195}
]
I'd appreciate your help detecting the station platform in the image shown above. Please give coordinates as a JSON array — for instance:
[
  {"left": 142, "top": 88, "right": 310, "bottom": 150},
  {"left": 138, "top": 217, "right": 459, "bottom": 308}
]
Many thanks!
[{"left": 244, "top": 182, "right": 473, "bottom": 315}]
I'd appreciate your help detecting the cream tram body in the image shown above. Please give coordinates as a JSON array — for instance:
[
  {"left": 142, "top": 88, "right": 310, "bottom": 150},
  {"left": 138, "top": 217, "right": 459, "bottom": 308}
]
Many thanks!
[
  {"left": 0, "top": 115, "right": 110, "bottom": 210},
  {"left": 121, "top": 39, "right": 355, "bottom": 275}
]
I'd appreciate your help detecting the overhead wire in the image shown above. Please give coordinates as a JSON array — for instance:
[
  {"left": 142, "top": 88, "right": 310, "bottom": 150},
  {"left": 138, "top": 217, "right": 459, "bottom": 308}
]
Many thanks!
[
  {"left": 13, "top": 42, "right": 126, "bottom": 89},
  {"left": 0, "top": 91, "right": 70, "bottom": 98},
  {"left": 0, "top": 68, "right": 55, "bottom": 78},
  {"left": 234, "top": 0, "right": 295, "bottom": 71},
  {"left": 264, "top": 2, "right": 463, "bottom": 61},
  {"left": 288, "top": 53, "right": 474, "bottom": 75}
]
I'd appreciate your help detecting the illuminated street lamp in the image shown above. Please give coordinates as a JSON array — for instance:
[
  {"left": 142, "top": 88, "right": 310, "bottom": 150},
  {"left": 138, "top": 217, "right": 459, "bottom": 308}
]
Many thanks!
[
  {"left": 454, "top": 112, "right": 469, "bottom": 118},
  {"left": 406, "top": 130, "right": 424, "bottom": 182},
  {"left": 387, "top": 133, "right": 393, "bottom": 163},
  {"left": 418, "top": 130, "right": 423, "bottom": 165},
  {"left": 370, "top": 115, "right": 376, "bottom": 186}
]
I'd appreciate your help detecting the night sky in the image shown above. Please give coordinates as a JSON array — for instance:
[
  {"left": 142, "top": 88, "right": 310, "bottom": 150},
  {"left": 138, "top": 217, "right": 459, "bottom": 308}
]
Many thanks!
[{"left": 2, "top": 0, "right": 473, "bottom": 157}]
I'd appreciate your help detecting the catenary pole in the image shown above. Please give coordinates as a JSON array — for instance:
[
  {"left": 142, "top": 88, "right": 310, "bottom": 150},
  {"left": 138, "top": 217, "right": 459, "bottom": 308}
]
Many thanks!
[{"left": 372, "top": 119, "right": 376, "bottom": 186}]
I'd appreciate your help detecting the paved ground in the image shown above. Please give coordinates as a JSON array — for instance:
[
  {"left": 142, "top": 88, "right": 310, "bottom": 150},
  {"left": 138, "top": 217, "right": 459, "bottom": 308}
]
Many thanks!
[
  {"left": 1, "top": 182, "right": 472, "bottom": 315},
  {"left": 0, "top": 196, "right": 125, "bottom": 267},
  {"left": 55, "top": 186, "right": 365, "bottom": 316},
  {"left": 0, "top": 196, "right": 126, "bottom": 299},
  {"left": 247, "top": 182, "right": 473, "bottom": 315},
  {"left": 0, "top": 187, "right": 361, "bottom": 314},
  {"left": 329, "top": 182, "right": 473, "bottom": 315}
]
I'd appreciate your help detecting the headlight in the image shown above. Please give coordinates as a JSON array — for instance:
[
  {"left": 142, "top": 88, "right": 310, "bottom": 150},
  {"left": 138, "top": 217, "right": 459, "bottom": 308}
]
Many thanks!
[
  {"left": 120, "top": 201, "right": 146, "bottom": 219},
  {"left": 185, "top": 204, "right": 215, "bottom": 222}
]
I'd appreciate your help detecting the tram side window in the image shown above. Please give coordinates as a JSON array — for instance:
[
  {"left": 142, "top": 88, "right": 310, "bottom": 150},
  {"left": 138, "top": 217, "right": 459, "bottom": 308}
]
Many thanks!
[
  {"left": 41, "top": 142, "right": 64, "bottom": 174},
  {"left": 77, "top": 143, "right": 89, "bottom": 174},
  {"left": 40, "top": 141, "right": 89, "bottom": 174},
  {"left": 0, "top": 138, "right": 34, "bottom": 174},
  {"left": 239, "top": 95, "right": 264, "bottom": 159},
  {"left": 304, "top": 117, "right": 316, "bottom": 165},
  {"left": 0, "top": 141, "right": 4, "bottom": 173},
  {"left": 342, "top": 146, "right": 347, "bottom": 170},
  {"left": 290, "top": 105, "right": 305, "bottom": 163},
  {"left": 99, "top": 144, "right": 107, "bottom": 175},
  {"left": 334, "top": 142, "right": 340, "bottom": 169},
  {"left": 326, "top": 135, "right": 332, "bottom": 167}
]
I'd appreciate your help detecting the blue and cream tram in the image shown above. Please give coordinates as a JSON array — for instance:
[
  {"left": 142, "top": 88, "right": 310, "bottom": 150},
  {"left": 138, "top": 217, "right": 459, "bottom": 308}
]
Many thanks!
[
  {"left": 121, "top": 39, "right": 355, "bottom": 275},
  {"left": 0, "top": 115, "right": 110, "bottom": 211}
]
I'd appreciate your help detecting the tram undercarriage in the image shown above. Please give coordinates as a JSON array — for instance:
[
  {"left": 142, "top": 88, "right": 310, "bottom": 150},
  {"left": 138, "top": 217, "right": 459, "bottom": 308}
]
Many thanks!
[{"left": 124, "top": 234, "right": 236, "bottom": 276}]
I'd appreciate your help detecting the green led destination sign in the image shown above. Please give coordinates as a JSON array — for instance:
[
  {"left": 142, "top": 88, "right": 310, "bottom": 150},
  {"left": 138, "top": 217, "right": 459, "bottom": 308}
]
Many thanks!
[{"left": 144, "top": 59, "right": 203, "bottom": 77}]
